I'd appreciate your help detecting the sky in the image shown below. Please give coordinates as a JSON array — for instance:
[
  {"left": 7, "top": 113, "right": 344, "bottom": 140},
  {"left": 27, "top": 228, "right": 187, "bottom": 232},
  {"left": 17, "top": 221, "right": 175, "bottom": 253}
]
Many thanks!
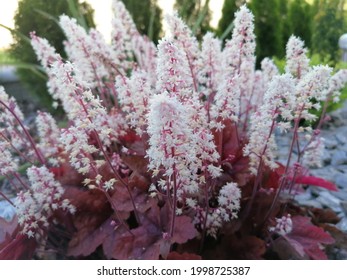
[{"left": 0, "top": 0, "right": 224, "bottom": 49}]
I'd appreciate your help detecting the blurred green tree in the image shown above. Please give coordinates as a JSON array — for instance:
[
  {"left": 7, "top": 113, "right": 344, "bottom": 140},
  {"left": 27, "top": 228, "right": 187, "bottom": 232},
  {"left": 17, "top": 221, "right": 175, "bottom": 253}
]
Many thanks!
[
  {"left": 120, "top": 0, "right": 163, "bottom": 43},
  {"left": 250, "top": 0, "right": 283, "bottom": 65},
  {"left": 9, "top": 0, "right": 94, "bottom": 111},
  {"left": 217, "top": 0, "right": 247, "bottom": 39},
  {"left": 277, "top": 0, "right": 291, "bottom": 52},
  {"left": 174, "top": 0, "right": 212, "bottom": 40},
  {"left": 288, "top": 0, "right": 313, "bottom": 49},
  {"left": 311, "top": 0, "right": 346, "bottom": 64}
]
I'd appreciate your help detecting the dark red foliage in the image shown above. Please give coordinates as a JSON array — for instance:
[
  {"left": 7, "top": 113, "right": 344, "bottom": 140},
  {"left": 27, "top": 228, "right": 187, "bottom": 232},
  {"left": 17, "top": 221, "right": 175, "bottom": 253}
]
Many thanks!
[
  {"left": 111, "top": 185, "right": 152, "bottom": 213},
  {"left": 202, "top": 235, "right": 266, "bottom": 260},
  {"left": 0, "top": 217, "right": 18, "bottom": 247},
  {"left": 50, "top": 159, "right": 84, "bottom": 186},
  {"left": 107, "top": 203, "right": 197, "bottom": 260},
  {"left": 68, "top": 217, "right": 114, "bottom": 257},
  {"left": 2, "top": 121, "right": 338, "bottom": 260},
  {"left": 0, "top": 234, "right": 37, "bottom": 260},
  {"left": 294, "top": 176, "right": 338, "bottom": 191},
  {"left": 106, "top": 222, "right": 163, "bottom": 260},
  {"left": 280, "top": 216, "right": 335, "bottom": 260},
  {"left": 119, "top": 129, "right": 142, "bottom": 145},
  {"left": 263, "top": 163, "right": 286, "bottom": 190},
  {"left": 66, "top": 187, "right": 115, "bottom": 257}
]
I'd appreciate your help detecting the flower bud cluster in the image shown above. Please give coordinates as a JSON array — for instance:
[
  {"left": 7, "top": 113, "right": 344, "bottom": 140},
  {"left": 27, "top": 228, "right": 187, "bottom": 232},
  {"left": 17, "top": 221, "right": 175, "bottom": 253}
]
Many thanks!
[
  {"left": 15, "top": 166, "right": 75, "bottom": 239},
  {"left": 116, "top": 70, "right": 153, "bottom": 136},
  {"left": 35, "top": 111, "right": 61, "bottom": 166},
  {"left": 303, "top": 137, "right": 325, "bottom": 168},
  {"left": 285, "top": 36, "right": 310, "bottom": 79},
  {"left": 0, "top": 140, "right": 18, "bottom": 176},
  {"left": 0, "top": 87, "right": 32, "bottom": 156},
  {"left": 269, "top": 214, "right": 293, "bottom": 236}
]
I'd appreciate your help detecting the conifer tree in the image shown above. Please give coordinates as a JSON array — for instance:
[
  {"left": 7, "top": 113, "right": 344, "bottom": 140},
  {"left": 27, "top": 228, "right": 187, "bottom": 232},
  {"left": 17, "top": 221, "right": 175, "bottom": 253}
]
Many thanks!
[
  {"left": 217, "top": 0, "right": 246, "bottom": 38},
  {"left": 120, "top": 0, "right": 162, "bottom": 43},
  {"left": 288, "top": 0, "right": 313, "bottom": 49},
  {"left": 250, "top": 0, "right": 283, "bottom": 64},
  {"left": 277, "top": 0, "right": 291, "bottom": 53}
]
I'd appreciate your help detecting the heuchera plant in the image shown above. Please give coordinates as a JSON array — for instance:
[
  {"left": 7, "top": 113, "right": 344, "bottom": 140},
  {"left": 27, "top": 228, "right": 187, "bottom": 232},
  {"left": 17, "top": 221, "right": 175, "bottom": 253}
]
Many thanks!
[{"left": 1, "top": 1, "right": 347, "bottom": 260}]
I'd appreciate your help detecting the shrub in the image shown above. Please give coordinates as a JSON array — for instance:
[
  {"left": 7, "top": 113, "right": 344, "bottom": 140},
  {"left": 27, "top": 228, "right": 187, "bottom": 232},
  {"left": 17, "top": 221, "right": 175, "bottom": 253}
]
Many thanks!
[
  {"left": 9, "top": 0, "right": 94, "bottom": 111},
  {"left": 1, "top": 1, "right": 347, "bottom": 260}
]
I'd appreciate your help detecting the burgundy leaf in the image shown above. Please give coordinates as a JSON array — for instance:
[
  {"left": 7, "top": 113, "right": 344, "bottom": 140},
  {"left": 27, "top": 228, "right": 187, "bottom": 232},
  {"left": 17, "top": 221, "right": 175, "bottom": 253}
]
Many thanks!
[
  {"left": 172, "top": 215, "right": 198, "bottom": 244},
  {"left": 128, "top": 171, "right": 150, "bottom": 191},
  {"left": 272, "top": 237, "right": 308, "bottom": 260},
  {"left": 68, "top": 217, "right": 114, "bottom": 257},
  {"left": 111, "top": 185, "right": 152, "bottom": 213},
  {"left": 119, "top": 129, "right": 141, "bottom": 145},
  {"left": 0, "top": 216, "right": 19, "bottom": 248},
  {"left": 157, "top": 202, "right": 197, "bottom": 244},
  {"left": 294, "top": 176, "right": 338, "bottom": 191},
  {"left": 284, "top": 216, "right": 335, "bottom": 260},
  {"left": 104, "top": 204, "right": 163, "bottom": 260},
  {"left": 122, "top": 154, "right": 149, "bottom": 175},
  {"left": 109, "top": 225, "right": 162, "bottom": 260},
  {"left": 0, "top": 234, "right": 37, "bottom": 260},
  {"left": 264, "top": 163, "right": 286, "bottom": 190},
  {"left": 49, "top": 166, "right": 65, "bottom": 177},
  {"left": 104, "top": 202, "right": 197, "bottom": 259},
  {"left": 66, "top": 187, "right": 117, "bottom": 258}
]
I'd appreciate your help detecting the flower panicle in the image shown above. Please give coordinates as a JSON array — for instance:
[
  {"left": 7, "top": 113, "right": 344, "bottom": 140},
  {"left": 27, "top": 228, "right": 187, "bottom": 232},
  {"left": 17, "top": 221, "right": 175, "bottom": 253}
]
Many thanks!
[
  {"left": 35, "top": 111, "right": 61, "bottom": 166},
  {"left": 0, "top": 140, "right": 18, "bottom": 176},
  {"left": 197, "top": 32, "right": 223, "bottom": 98},
  {"left": 0, "top": 86, "right": 33, "bottom": 156},
  {"left": 116, "top": 70, "right": 153, "bottom": 136},
  {"left": 244, "top": 74, "right": 296, "bottom": 174},
  {"left": 285, "top": 35, "right": 310, "bottom": 79},
  {"left": 15, "top": 166, "right": 75, "bottom": 239},
  {"left": 156, "top": 38, "right": 193, "bottom": 100},
  {"left": 59, "top": 15, "right": 116, "bottom": 87},
  {"left": 164, "top": 12, "right": 200, "bottom": 83},
  {"left": 30, "top": 31, "right": 61, "bottom": 69},
  {"left": 328, "top": 69, "right": 347, "bottom": 103}
]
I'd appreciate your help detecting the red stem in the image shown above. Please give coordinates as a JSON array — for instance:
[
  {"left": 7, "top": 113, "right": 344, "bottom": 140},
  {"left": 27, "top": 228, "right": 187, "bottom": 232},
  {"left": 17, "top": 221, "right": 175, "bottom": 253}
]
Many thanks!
[
  {"left": 0, "top": 191, "right": 15, "bottom": 207},
  {"left": 0, "top": 100, "right": 45, "bottom": 165}
]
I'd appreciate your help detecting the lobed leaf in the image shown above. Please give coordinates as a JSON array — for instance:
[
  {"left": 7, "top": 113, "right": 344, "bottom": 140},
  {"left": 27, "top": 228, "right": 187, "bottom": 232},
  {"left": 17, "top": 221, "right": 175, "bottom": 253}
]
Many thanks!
[{"left": 283, "top": 216, "right": 335, "bottom": 260}]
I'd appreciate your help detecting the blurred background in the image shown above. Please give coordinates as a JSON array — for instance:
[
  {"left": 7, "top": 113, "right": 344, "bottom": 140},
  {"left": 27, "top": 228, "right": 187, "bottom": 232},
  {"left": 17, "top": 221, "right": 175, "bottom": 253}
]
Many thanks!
[{"left": 0, "top": 0, "right": 346, "bottom": 112}]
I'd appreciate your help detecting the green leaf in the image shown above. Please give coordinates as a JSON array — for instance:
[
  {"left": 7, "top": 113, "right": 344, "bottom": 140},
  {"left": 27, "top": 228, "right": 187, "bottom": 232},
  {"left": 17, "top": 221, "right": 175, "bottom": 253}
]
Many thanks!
[
  {"left": 191, "top": 0, "right": 210, "bottom": 35},
  {"left": 34, "top": 9, "right": 60, "bottom": 25},
  {"left": 0, "top": 61, "right": 46, "bottom": 80},
  {"left": 147, "top": 5, "right": 156, "bottom": 41},
  {"left": 0, "top": 24, "right": 31, "bottom": 45},
  {"left": 220, "top": 22, "right": 234, "bottom": 41},
  {"left": 66, "top": 0, "right": 88, "bottom": 30}
]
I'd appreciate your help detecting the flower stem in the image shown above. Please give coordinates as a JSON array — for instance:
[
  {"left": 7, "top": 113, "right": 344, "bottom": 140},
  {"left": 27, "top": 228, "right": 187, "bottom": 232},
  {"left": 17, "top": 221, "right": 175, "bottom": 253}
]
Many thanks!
[
  {"left": 0, "top": 100, "right": 45, "bottom": 165},
  {"left": 169, "top": 161, "right": 178, "bottom": 238}
]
